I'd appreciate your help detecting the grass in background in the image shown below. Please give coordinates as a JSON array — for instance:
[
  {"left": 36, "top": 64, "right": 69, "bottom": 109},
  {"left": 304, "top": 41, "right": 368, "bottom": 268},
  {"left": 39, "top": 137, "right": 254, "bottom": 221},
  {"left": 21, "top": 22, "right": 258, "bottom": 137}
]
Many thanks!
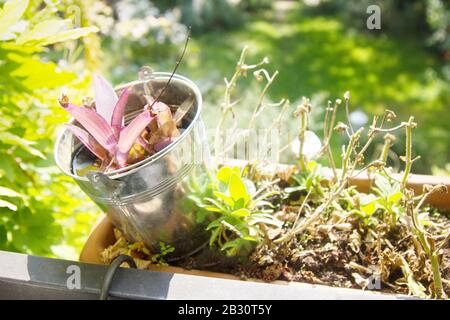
[{"left": 105, "top": 4, "right": 449, "bottom": 173}]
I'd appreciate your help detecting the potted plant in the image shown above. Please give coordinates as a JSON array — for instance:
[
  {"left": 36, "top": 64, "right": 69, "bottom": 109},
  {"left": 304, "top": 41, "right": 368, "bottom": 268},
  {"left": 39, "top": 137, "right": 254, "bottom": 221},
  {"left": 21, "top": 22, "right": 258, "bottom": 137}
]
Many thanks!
[
  {"left": 55, "top": 68, "right": 212, "bottom": 261},
  {"left": 77, "top": 49, "right": 450, "bottom": 299}
]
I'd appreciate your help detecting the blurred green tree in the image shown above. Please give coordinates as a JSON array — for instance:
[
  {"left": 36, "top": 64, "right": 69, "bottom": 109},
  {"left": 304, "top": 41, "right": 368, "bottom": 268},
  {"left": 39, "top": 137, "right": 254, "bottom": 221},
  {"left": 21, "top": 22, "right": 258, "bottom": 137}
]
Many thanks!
[{"left": 0, "top": 0, "right": 100, "bottom": 258}]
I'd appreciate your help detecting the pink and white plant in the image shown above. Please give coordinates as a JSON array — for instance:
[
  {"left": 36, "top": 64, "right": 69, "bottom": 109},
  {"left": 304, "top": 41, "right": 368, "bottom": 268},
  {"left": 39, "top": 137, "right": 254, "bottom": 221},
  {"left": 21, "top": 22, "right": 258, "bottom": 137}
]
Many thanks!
[{"left": 59, "top": 75, "right": 179, "bottom": 170}]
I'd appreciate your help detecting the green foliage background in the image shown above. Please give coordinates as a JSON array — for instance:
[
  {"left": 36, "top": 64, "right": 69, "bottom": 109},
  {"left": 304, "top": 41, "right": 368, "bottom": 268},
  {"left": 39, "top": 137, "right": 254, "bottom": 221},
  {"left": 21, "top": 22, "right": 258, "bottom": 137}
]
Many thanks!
[{"left": 0, "top": 0, "right": 100, "bottom": 259}]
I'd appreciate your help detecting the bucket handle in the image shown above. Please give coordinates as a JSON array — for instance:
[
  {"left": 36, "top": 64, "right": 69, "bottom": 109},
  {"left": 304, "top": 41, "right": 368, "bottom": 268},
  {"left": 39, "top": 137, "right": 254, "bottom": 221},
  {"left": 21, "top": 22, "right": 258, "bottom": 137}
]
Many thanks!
[{"left": 86, "top": 171, "right": 125, "bottom": 200}]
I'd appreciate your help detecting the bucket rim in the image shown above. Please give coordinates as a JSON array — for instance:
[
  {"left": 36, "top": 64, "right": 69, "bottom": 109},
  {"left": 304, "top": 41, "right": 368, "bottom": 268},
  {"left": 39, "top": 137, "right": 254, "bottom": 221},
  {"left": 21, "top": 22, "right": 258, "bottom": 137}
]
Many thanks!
[{"left": 54, "top": 72, "right": 203, "bottom": 181}]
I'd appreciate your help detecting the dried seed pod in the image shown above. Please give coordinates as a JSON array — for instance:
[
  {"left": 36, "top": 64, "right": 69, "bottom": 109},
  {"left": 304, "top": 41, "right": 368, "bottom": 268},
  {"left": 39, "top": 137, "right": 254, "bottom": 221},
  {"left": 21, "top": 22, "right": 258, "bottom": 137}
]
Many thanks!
[
  {"left": 58, "top": 92, "right": 69, "bottom": 108},
  {"left": 385, "top": 110, "right": 397, "bottom": 122},
  {"left": 294, "top": 98, "right": 311, "bottom": 116},
  {"left": 344, "top": 91, "right": 350, "bottom": 100},
  {"left": 384, "top": 133, "right": 396, "bottom": 144},
  {"left": 355, "top": 154, "right": 365, "bottom": 164},
  {"left": 253, "top": 70, "right": 264, "bottom": 82},
  {"left": 82, "top": 97, "right": 95, "bottom": 110},
  {"left": 334, "top": 122, "right": 349, "bottom": 134},
  {"left": 370, "top": 160, "right": 385, "bottom": 169},
  {"left": 435, "top": 184, "right": 448, "bottom": 194}
]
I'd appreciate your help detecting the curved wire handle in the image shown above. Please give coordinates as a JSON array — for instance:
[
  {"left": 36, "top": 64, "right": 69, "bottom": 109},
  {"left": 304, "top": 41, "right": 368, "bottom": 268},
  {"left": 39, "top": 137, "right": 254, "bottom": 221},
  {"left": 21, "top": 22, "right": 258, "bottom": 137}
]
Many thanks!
[{"left": 99, "top": 254, "right": 137, "bottom": 300}]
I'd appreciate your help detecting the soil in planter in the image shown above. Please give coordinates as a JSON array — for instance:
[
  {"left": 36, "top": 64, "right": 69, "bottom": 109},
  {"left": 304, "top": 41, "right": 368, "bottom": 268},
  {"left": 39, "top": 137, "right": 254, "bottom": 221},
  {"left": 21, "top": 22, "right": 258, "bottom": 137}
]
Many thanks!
[
  {"left": 100, "top": 168, "right": 450, "bottom": 299},
  {"left": 102, "top": 208, "right": 450, "bottom": 297}
]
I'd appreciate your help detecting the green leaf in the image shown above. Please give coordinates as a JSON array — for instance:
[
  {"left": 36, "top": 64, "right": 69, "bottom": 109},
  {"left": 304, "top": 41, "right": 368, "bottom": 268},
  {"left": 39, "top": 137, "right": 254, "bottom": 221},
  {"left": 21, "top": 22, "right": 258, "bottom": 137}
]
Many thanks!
[
  {"left": 16, "top": 18, "right": 98, "bottom": 46},
  {"left": 216, "top": 166, "right": 241, "bottom": 192},
  {"left": 217, "top": 166, "right": 233, "bottom": 184},
  {"left": 204, "top": 206, "right": 222, "bottom": 213},
  {"left": 206, "top": 218, "right": 224, "bottom": 230},
  {"left": 186, "top": 195, "right": 203, "bottom": 206},
  {"left": 305, "top": 176, "right": 313, "bottom": 190},
  {"left": 255, "top": 200, "right": 275, "bottom": 208},
  {"left": 361, "top": 201, "right": 377, "bottom": 216},
  {"left": 0, "top": 199, "right": 17, "bottom": 211},
  {"left": 253, "top": 190, "right": 279, "bottom": 204},
  {"left": 233, "top": 197, "right": 246, "bottom": 210},
  {"left": 37, "top": 26, "right": 99, "bottom": 46},
  {"left": 205, "top": 197, "right": 228, "bottom": 213},
  {"left": 292, "top": 174, "right": 306, "bottom": 186},
  {"left": 359, "top": 194, "right": 378, "bottom": 216},
  {"left": 0, "top": 0, "right": 29, "bottom": 39},
  {"left": 209, "top": 227, "right": 221, "bottom": 246},
  {"left": 220, "top": 238, "right": 242, "bottom": 252},
  {"left": 374, "top": 174, "right": 399, "bottom": 197},
  {"left": 213, "top": 191, "right": 234, "bottom": 207},
  {"left": 250, "top": 213, "right": 283, "bottom": 228},
  {"left": 0, "top": 131, "right": 45, "bottom": 158},
  {"left": 388, "top": 191, "right": 402, "bottom": 203},
  {"left": 221, "top": 220, "right": 244, "bottom": 237},
  {"left": 0, "top": 186, "right": 22, "bottom": 198},
  {"left": 307, "top": 160, "right": 317, "bottom": 172},
  {"left": 353, "top": 210, "right": 366, "bottom": 219},
  {"left": 229, "top": 173, "right": 249, "bottom": 203},
  {"left": 231, "top": 208, "right": 250, "bottom": 217},
  {"left": 16, "top": 19, "right": 71, "bottom": 44},
  {"left": 284, "top": 185, "right": 306, "bottom": 193}
]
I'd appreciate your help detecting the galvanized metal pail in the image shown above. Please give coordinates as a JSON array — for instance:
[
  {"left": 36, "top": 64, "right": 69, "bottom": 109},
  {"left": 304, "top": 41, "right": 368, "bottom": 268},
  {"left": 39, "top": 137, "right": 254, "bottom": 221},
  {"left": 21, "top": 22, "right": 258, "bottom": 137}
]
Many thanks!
[{"left": 55, "top": 72, "right": 211, "bottom": 260}]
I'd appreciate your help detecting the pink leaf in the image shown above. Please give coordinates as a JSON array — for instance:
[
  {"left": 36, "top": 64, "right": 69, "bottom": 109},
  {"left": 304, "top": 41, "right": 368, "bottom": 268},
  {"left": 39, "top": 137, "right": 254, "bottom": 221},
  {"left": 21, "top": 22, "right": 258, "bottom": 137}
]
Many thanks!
[
  {"left": 93, "top": 74, "right": 118, "bottom": 124},
  {"left": 111, "top": 87, "right": 131, "bottom": 137},
  {"left": 152, "top": 101, "right": 172, "bottom": 126},
  {"left": 154, "top": 137, "right": 174, "bottom": 152},
  {"left": 64, "top": 124, "right": 107, "bottom": 161},
  {"left": 65, "top": 103, "right": 117, "bottom": 154},
  {"left": 152, "top": 101, "right": 179, "bottom": 137},
  {"left": 116, "top": 110, "right": 154, "bottom": 167}
]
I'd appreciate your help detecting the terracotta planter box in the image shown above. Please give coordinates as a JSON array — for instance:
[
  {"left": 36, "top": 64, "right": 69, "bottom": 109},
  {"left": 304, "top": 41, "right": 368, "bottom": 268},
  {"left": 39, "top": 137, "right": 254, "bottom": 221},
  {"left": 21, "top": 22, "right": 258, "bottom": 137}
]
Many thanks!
[{"left": 80, "top": 169, "right": 450, "bottom": 299}]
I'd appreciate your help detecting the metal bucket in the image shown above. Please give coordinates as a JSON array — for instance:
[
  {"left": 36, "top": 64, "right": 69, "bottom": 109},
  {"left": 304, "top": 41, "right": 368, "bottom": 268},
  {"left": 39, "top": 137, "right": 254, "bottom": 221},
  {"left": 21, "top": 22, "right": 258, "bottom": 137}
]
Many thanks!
[{"left": 55, "top": 72, "right": 211, "bottom": 260}]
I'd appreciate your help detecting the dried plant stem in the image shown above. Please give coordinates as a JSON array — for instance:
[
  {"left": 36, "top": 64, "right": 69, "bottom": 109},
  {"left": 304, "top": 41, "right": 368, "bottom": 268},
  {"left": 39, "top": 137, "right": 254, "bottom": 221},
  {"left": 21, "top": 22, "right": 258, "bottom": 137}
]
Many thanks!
[
  {"left": 214, "top": 47, "right": 248, "bottom": 159},
  {"left": 379, "top": 134, "right": 394, "bottom": 164},
  {"left": 248, "top": 70, "right": 279, "bottom": 131},
  {"left": 148, "top": 27, "right": 191, "bottom": 110},
  {"left": 298, "top": 110, "right": 307, "bottom": 171},
  {"left": 291, "top": 189, "right": 312, "bottom": 229},
  {"left": 278, "top": 107, "right": 417, "bottom": 244},
  {"left": 321, "top": 101, "right": 338, "bottom": 179},
  {"left": 245, "top": 69, "right": 278, "bottom": 160},
  {"left": 276, "top": 129, "right": 362, "bottom": 243},
  {"left": 341, "top": 128, "right": 363, "bottom": 183},
  {"left": 397, "top": 254, "right": 428, "bottom": 298},
  {"left": 275, "top": 182, "right": 347, "bottom": 244},
  {"left": 353, "top": 116, "right": 379, "bottom": 165},
  {"left": 401, "top": 117, "right": 415, "bottom": 190},
  {"left": 406, "top": 185, "right": 448, "bottom": 299},
  {"left": 214, "top": 47, "right": 269, "bottom": 160},
  {"left": 418, "top": 232, "right": 446, "bottom": 299},
  {"left": 264, "top": 99, "right": 289, "bottom": 162},
  {"left": 353, "top": 110, "right": 397, "bottom": 168},
  {"left": 344, "top": 94, "right": 354, "bottom": 135}
]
